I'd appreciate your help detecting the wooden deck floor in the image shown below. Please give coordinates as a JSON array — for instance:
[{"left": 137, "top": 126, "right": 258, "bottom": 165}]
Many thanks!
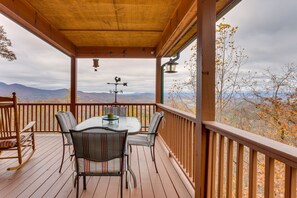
[{"left": 0, "top": 134, "right": 194, "bottom": 198}]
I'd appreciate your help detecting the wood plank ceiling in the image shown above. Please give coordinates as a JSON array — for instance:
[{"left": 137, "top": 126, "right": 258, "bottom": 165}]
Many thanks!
[
  {"left": 28, "top": 0, "right": 178, "bottom": 48},
  {"left": 0, "top": 0, "right": 238, "bottom": 58}
]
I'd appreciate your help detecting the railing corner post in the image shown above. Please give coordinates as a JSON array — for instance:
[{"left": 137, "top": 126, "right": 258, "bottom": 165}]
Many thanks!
[{"left": 195, "top": 123, "right": 210, "bottom": 198}]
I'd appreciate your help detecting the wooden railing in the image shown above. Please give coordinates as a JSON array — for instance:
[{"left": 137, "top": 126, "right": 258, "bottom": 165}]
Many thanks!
[
  {"left": 203, "top": 121, "right": 297, "bottom": 198},
  {"left": 157, "top": 104, "right": 297, "bottom": 197},
  {"left": 18, "top": 103, "right": 156, "bottom": 132},
  {"left": 157, "top": 104, "right": 197, "bottom": 186},
  {"left": 18, "top": 102, "right": 297, "bottom": 197},
  {"left": 18, "top": 103, "right": 70, "bottom": 132}
]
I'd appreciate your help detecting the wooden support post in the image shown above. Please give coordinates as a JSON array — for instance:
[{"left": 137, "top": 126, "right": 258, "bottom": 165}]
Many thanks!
[
  {"left": 70, "top": 57, "right": 77, "bottom": 118},
  {"left": 156, "top": 57, "right": 162, "bottom": 104},
  {"left": 195, "top": 0, "right": 216, "bottom": 197}
]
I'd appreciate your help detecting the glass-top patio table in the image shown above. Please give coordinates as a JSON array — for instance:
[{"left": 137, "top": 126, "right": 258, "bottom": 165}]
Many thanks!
[
  {"left": 71, "top": 116, "right": 140, "bottom": 188},
  {"left": 71, "top": 116, "right": 141, "bottom": 135}
]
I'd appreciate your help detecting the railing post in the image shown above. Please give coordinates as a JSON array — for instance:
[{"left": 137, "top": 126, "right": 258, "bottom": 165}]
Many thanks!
[
  {"left": 264, "top": 157, "right": 274, "bottom": 198},
  {"left": 196, "top": 124, "right": 210, "bottom": 198},
  {"left": 70, "top": 57, "right": 77, "bottom": 117},
  {"left": 249, "top": 148, "right": 257, "bottom": 198},
  {"left": 285, "top": 166, "right": 297, "bottom": 198}
]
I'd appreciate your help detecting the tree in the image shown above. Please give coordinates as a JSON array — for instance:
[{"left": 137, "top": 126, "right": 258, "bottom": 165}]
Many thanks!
[
  {"left": 215, "top": 22, "right": 247, "bottom": 121},
  {"left": 168, "top": 19, "right": 247, "bottom": 122},
  {"left": 0, "top": 26, "right": 16, "bottom": 61},
  {"left": 242, "top": 64, "right": 297, "bottom": 146},
  {"left": 168, "top": 44, "right": 197, "bottom": 114}
]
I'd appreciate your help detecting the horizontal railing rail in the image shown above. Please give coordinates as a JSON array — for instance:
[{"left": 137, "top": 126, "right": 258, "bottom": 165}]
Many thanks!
[
  {"left": 157, "top": 103, "right": 197, "bottom": 186},
  {"left": 18, "top": 103, "right": 156, "bottom": 132}
]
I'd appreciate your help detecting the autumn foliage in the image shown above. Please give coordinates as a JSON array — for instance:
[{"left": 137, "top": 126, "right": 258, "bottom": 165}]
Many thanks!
[
  {"left": 168, "top": 20, "right": 248, "bottom": 117},
  {"left": 243, "top": 65, "right": 297, "bottom": 146}
]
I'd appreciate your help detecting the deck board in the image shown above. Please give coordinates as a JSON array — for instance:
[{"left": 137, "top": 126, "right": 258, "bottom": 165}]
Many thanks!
[
  {"left": 128, "top": 143, "right": 142, "bottom": 198},
  {"left": 0, "top": 136, "right": 60, "bottom": 191},
  {"left": 93, "top": 176, "right": 110, "bottom": 198},
  {"left": 137, "top": 146, "right": 155, "bottom": 198},
  {"left": 0, "top": 134, "right": 193, "bottom": 198},
  {"left": 156, "top": 139, "right": 192, "bottom": 198},
  {"left": 143, "top": 146, "right": 167, "bottom": 198}
]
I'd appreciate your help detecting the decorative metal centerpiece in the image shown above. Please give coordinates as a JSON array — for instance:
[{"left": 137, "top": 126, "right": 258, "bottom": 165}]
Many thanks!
[{"left": 107, "top": 76, "right": 128, "bottom": 103}]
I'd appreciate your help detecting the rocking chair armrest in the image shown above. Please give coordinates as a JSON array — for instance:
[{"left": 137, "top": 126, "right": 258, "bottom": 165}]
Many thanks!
[{"left": 20, "top": 121, "right": 36, "bottom": 133}]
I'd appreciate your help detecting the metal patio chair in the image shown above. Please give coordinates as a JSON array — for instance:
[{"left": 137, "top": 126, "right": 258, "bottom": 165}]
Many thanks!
[
  {"left": 55, "top": 111, "right": 77, "bottom": 173},
  {"left": 127, "top": 111, "right": 164, "bottom": 173},
  {"left": 70, "top": 127, "right": 128, "bottom": 198}
]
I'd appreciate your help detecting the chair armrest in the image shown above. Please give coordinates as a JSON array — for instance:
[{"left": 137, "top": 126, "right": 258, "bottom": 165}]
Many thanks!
[
  {"left": 20, "top": 121, "right": 36, "bottom": 133},
  {"left": 138, "top": 132, "right": 147, "bottom": 134},
  {"left": 138, "top": 132, "right": 155, "bottom": 135}
]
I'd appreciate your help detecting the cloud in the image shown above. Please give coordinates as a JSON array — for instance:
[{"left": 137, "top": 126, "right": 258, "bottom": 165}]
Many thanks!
[
  {"left": 0, "top": 14, "right": 70, "bottom": 90},
  {"left": 77, "top": 58, "right": 156, "bottom": 92},
  {"left": 223, "top": 0, "right": 297, "bottom": 74}
]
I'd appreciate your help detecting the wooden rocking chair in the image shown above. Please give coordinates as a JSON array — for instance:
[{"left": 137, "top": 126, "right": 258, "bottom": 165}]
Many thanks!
[{"left": 0, "top": 92, "right": 36, "bottom": 170}]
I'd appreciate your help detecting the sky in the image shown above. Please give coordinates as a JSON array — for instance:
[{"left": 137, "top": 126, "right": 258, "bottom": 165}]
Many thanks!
[
  {"left": 0, "top": 0, "right": 297, "bottom": 93},
  {"left": 223, "top": 0, "right": 297, "bottom": 73}
]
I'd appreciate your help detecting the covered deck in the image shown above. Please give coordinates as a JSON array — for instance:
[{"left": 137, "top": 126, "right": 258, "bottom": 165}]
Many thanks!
[{"left": 1, "top": 0, "right": 297, "bottom": 197}]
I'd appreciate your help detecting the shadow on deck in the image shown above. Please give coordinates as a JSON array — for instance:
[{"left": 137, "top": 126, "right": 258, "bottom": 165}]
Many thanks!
[{"left": 0, "top": 134, "right": 194, "bottom": 198}]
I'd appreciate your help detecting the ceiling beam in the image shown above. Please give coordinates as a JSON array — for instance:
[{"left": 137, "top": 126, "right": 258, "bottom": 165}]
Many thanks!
[
  {"left": 156, "top": 0, "right": 197, "bottom": 57},
  {"left": 0, "top": 0, "right": 76, "bottom": 57},
  {"left": 76, "top": 47, "right": 156, "bottom": 58},
  {"left": 59, "top": 29, "right": 163, "bottom": 33}
]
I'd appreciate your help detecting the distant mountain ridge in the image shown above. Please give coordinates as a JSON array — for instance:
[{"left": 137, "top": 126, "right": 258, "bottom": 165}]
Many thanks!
[{"left": 0, "top": 82, "right": 154, "bottom": 103}]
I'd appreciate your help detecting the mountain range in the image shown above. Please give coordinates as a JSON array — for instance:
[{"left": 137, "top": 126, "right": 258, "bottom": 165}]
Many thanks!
[{"left": 0, "top": 82, "right": 154, "bottom": 103}]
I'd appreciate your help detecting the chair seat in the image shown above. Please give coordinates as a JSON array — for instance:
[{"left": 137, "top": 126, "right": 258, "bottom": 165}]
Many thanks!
[
  {"left": 0, "top": 135, "right": 26, "bottom": 149},
  {"left": 78, "top": 158, "right": 123, "bottom": 174},
  {"left": 128, "top": 134, "right": 150, "bottom": 146}
]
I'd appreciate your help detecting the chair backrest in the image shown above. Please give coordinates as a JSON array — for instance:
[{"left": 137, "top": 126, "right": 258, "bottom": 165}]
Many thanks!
[
  {"left": 0, "top": 92, "right": 19, "bottom": 139},
  {"left": 70, "top": 127, "right": 128, "bottom": 174},
  {"left": 55, "top": 111, "right": 77, "bottom": 144},
  {"left": 70, "top": 127, "right": 128, "bottom": 163},
  {"left": 147, "top": 111, "right": 164, "bottom": 145},
  {"left": 104, "top": 106, "right": 127, "bottom": 117}
]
